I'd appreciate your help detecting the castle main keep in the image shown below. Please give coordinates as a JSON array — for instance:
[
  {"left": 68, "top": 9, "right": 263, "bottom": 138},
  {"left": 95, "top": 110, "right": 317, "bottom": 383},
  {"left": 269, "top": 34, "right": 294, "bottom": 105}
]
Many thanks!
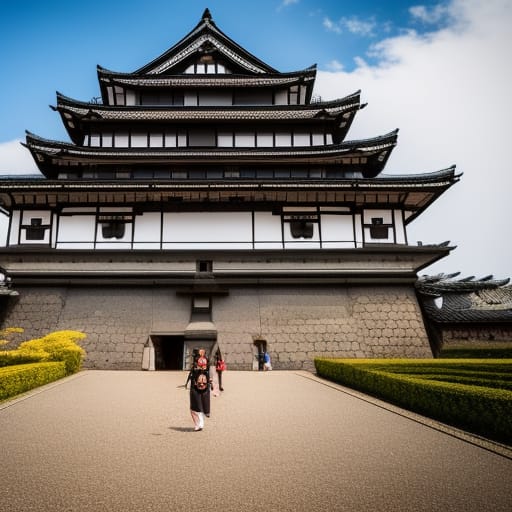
[{"left": 0, "top": 9, "right": 459, "bottom": 370}]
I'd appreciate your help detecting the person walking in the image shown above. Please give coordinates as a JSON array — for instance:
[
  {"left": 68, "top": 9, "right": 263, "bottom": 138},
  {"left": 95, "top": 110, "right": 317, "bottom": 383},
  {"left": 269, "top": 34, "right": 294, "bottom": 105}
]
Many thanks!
[
  {"left": 215, "top": 349, "right": 226, "bottom": 391},
  {"left": 189, "top": 348, "right": 212, "bottom": 431},
  {"left": 185, "top": 348, "right": 199, "bottom": 389}
]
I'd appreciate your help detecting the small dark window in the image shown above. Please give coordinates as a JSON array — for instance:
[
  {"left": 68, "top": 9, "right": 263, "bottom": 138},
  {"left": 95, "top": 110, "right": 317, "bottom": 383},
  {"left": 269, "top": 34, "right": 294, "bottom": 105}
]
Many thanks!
[
  {"left": 369, "top": 218, "right": 389, "bottom": 239},
  {"left": 192, "top": 296, "right": 211, "bottom": 313},
  {"left": 197, "top": 260, "right": 212, "bottom": 273},
  {"left": 290, "top": 220, "right": 314, "bottom": 239},
  {"left": 102, "top": 220, "right": 126, "bottom": 239},
  {"left": 189, "top": 129, "right": 215, "bottom": 147},
  {"left": 26, "top": 218, "right": 46, "bottom": 241}
]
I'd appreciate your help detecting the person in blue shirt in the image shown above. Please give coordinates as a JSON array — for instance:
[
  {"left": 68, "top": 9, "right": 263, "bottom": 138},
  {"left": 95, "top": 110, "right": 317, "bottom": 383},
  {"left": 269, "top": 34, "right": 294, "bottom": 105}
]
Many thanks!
[{"left": 263, "top": 351, "right": 272, "bottom": 371}]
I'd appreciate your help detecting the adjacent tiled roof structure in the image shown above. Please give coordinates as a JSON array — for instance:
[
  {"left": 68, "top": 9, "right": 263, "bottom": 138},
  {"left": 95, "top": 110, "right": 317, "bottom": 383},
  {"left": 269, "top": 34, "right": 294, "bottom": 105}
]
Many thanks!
[{"left": 416, "top": 273, "right": 512, "bottom": 324}]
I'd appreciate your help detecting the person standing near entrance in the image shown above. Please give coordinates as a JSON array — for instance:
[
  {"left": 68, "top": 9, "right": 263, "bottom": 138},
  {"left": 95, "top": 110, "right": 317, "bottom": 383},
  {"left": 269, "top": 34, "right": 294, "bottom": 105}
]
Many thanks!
[
  {"left": 189, "top": 348, "right": 212, "bottom": 431},
  {"left": 215, "top": 349, "right": 226, "bottom": 391},
  {"left": 263, "top": 351, "right": 272, "bottom": 371}
]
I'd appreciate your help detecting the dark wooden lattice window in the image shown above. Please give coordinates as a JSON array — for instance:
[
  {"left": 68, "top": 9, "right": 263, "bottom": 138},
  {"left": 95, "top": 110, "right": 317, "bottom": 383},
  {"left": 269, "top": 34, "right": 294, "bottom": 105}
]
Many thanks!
[
  {"left": 25, "top": 218, "right": 47, "bottom": 241},
  {"left": 290, "top": 220, "right": 314, "bottom": 239},
  {"left": 101, "top": 220, "right": 126, "bottom": 239},
  {"left": 369, "top": 218, "right": 389, "bottom": 239}
]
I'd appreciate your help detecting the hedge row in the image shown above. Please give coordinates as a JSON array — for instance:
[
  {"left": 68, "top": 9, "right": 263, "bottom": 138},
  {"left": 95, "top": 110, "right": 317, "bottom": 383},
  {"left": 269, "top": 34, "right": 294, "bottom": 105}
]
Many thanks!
[
  {"left": 0, "top": 330, "right": 86, "bottom": 374},
  {"left": 0, "top": 362, "right": 68, "bottom": 401},
  {"left": 0, "top": 330, "right": 86, "bottom": 402},
  {"left": 314, "top": 358, "right": 512, "bottom": 444}
]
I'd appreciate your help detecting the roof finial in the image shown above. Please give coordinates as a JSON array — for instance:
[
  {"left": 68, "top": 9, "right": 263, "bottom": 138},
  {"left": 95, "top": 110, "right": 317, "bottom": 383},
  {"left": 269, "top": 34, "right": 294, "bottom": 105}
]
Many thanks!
[{"left": 202, "top": 8, "right": 212, "bottom": 21}]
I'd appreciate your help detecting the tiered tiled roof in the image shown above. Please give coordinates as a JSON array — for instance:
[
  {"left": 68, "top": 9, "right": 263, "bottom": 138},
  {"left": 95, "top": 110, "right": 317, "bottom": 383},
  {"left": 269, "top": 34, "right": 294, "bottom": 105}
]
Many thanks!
[
  {"left": 416, "top": 273, "right": 512, "bottom": 324},
  {"left": 53, "top": 90, "right": 363, "bottom": 145},
  {"left": 22, "top": 9, "right": 399, "bottom": 180}
]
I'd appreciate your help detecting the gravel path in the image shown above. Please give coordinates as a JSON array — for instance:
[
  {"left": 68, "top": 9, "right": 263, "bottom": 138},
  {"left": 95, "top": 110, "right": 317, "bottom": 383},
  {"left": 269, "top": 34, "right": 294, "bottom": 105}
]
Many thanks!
[{"left": 0, "top": 370, "right": 511, "bottom": 512}]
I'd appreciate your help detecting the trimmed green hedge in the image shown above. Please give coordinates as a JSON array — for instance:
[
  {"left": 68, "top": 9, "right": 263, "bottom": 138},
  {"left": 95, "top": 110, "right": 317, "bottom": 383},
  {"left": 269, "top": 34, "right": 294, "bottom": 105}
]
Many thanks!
[
  {"left": 314, "top": 358, "right": 512, "bottom": 445},
  {"left": 0, "top": 362, "right": 67, "bottom": 401},
  {"left": 439, "top": 344, "right": 512, "bottom": 359},
  {"left": 0, "top": 330, "right": 86, "bottom": 402},
  {"left": 0, "top": 330, "right": 86, "bottom": 374}
]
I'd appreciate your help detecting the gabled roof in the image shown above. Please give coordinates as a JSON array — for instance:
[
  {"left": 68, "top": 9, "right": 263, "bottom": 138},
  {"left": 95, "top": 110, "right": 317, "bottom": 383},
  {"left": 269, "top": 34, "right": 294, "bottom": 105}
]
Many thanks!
[{"left": 133, "top": 9, "right": 279, "bottom": 76}]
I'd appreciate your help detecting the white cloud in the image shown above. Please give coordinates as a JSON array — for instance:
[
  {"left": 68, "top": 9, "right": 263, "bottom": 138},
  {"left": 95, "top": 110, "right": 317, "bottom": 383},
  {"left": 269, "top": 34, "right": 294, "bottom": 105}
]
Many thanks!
[
  {"left": 315, "top": 0, "right": 512, "bottom": 279},
  {"left": 278, "top": 0, "right": 299, "bottom": 10},
  {"left": 343, "top": 17, "right": 376, "bottom": 36},
  {"left": 325, "top": 59, "right": 344, "bottom": 72},
  {"left": 409, "top": 4, "right": 451, "bottom": 24},
  {"left": 323, "top": 15, "right": 376, "bottom": 37},
  {"left": 0, "top": 140, "right": 40, "bottom": 175},
  {"left": 323, "top": 17, "right": 342, "bottom": 34}
]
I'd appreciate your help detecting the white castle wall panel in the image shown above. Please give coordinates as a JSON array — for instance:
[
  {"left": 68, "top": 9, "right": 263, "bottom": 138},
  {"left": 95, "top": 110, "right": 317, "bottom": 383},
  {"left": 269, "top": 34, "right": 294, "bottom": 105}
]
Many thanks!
[
  {"left": 58, "top": 215, "right": 95, "bottom": 243},
  {"left": 254, "top": 212, "right": 282, "bottom": 248},
  {"left": 394, "top": 209, "right": 406, "bottom": 244},
  {"left": 9, "top": 211, "right": 20, "bottom": 245},
  {"left": 162, "top": 212, "right": 252, "bottom": 248},
  {"left": 321, "top": 214, "right": 354, "bottom": 248},
  {"left": 134, "top": 212, "right": 161, "bottom": 242}
]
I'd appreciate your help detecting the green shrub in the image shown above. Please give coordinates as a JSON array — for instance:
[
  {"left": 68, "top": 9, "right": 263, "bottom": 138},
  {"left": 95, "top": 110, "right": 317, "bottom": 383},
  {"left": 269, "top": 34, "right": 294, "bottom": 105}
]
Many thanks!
[
  {"left": 314, "top": 358, "right": 512, "bottom": 444},
  {"left": 0, "top": 362, "right": 67, "bottom": 401},
  {"left": 0, "top": 348, "right": 49, "bottom": 367},
  {"left": 439, "top": 342, "right": 512, "bottom": 359},
  {"left": 17, "top": 330, "right": 86, "bottom": 374}
]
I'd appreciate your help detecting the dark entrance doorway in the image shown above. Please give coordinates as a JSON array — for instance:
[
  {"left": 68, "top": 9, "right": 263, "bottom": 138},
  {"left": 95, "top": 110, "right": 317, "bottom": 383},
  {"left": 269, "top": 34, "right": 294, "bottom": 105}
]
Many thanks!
[{"left": 151, "top": 335, "right": 184, "bottom": 370}]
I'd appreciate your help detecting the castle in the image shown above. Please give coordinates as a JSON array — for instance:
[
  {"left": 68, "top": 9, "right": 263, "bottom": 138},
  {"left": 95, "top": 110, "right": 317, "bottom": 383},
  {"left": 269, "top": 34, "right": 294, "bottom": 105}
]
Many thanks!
[{"left": 0, "top": 9, "right": 460, "bottom": 370}]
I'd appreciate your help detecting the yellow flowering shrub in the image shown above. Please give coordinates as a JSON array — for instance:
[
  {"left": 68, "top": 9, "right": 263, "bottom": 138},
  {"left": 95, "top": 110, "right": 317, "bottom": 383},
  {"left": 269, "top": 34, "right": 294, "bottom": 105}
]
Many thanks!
[
  {"left": 0, "top": 362, "right": 67, "bottom": 401},
  {"left": 18, "top": 330, "right": 86, "bottom": 374},
  {"left": 0, "top": 329, "right": 86, "bottom": 402}
]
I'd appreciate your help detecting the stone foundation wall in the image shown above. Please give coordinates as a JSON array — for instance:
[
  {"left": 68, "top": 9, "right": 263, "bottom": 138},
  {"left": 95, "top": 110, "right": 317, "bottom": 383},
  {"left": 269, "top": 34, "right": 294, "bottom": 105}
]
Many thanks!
[
  {"left": 1, "top": 284, "right": 432, "bottom": 370},
  {"left": 215, "top": 286, "right": 432, "bottom": 370},
  {"left": 2, "top": 286, "right": 191, "bottom": 369}
]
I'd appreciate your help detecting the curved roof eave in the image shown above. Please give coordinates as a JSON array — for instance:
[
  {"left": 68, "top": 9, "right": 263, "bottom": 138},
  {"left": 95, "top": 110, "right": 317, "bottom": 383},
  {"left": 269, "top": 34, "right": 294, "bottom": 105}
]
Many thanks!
[
  {"left": 97, "top": 64, "right": 317, "bottom": 81},
  {"left": 24, "top": 129, "right": 397, "bottom": 156},
  {"left": 53, "top": 94, "right": 361, "bottom": 125}
]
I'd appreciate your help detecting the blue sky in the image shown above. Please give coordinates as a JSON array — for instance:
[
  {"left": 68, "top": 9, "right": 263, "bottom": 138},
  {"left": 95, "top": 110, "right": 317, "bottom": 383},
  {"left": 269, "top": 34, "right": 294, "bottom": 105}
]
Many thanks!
[
  {"left": 0, "top": 0, "right": 511, "bottom": 280},
  {"left": 0, "top": 0, "right": 447, "bottom": 142}
]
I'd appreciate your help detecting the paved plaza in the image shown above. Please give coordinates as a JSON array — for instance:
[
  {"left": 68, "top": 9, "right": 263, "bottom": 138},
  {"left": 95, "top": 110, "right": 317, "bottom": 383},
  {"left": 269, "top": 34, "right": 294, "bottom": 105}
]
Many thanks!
[{"left": 0, "top": 370, "right": 511, "bottom": 511}]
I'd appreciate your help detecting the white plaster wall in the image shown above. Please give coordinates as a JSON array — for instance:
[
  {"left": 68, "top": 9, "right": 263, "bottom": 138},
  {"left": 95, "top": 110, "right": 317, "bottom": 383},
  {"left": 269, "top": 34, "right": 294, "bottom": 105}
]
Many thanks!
[
  {"left": 254, "top": 212, "right": 282, "bottom": 249},
  {"left": 321, "top": 214, "right": 355, "bottom": 248},
  {"left": 394, "top": 209, "right": 406, "bottom": 244},
  {"left": 57, "top": 215, "right": 95, "bottom": 248},
  {"left": 134, "top": 212, "right": 161, "bottom": 242},
  {"left": 8, "top": 211, "right": 20, "bottom": 245},
  {"left": 162, "top": 212, "right": 252, "bottom": 249}
]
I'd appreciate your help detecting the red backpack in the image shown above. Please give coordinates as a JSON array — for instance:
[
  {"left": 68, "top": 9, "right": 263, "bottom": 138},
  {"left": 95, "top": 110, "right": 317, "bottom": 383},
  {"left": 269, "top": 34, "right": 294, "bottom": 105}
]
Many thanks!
[{"left": 197, "top": 356, "right": 208, "bottom": 370}]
